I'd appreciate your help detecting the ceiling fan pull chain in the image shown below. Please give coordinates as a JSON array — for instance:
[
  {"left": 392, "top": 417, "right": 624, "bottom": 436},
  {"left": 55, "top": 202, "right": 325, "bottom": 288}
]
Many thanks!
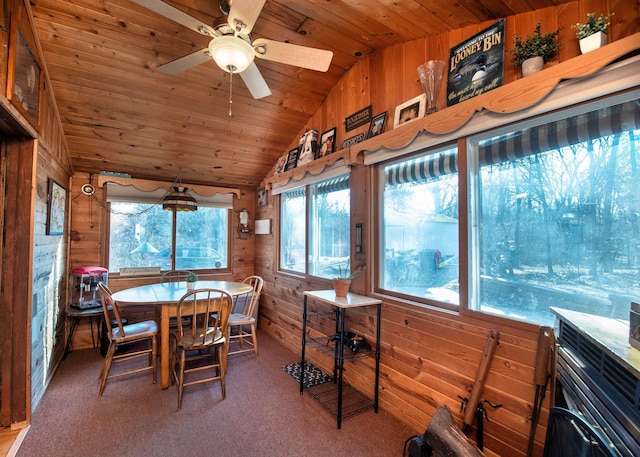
[{"left": 229, "top": 71, "right": 233, "bottom": 117}]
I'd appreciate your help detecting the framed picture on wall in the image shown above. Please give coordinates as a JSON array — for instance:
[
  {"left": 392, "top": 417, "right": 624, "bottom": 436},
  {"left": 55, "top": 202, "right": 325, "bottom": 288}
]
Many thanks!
[
  {"left": 393, "top": 94, "right": 426, "bottom": 129},
  {"left": 257, "top": 189, "right": 267, "bottom": 206},
  {"left": 47, "top": 179, "right": 66, "bottom": 235},
  {"left": 284, "top": 148, "right": 299, "bottom": 171},
  {"left": 367, "top": 112, "right": 387, "bottom": 138},
  {"left": 7, "top": 20, "right": 42, "bottom": 128},
  {"left": 318, "top": 127, "right": 337, "bottom": 157}
]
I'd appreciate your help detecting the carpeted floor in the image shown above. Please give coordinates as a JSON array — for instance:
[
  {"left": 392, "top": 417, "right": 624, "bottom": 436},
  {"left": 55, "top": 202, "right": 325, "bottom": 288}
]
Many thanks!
[{"left": 17, "top": 330, "right": 414, "bottom": 457}]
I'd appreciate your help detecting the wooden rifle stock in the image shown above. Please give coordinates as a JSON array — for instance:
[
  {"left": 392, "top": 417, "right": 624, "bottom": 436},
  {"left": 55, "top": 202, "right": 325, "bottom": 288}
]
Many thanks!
[{"left": 463, "top": 328, "right": 500, "bottom": 431}]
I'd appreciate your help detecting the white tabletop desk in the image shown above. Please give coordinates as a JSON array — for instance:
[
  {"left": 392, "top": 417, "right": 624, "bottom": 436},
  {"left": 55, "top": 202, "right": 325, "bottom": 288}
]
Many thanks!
[
  {"left": 301, "top": 290, "right": 382, "bottom": 429},
  {"left": 113, "top": 280, "right": 253, "bottom": 388}
]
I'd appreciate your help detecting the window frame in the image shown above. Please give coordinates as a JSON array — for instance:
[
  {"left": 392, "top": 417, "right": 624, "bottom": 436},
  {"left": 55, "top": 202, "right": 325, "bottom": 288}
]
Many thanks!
[
  {"left": 373, "top": 143, "right": 460, "bottom": 310},
  {"left": 276, "top": 171, "right": 351, "bottom": 279},
  {"left": 102, "top": 180, "right": 236, "bottom": 275},
  {"left": 465, "top": 91, "right": 640, "bottom": 326}
]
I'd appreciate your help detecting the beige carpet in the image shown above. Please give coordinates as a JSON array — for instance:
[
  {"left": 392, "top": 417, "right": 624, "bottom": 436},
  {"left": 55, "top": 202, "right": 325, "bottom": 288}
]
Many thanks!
[{"left": 17, "top": 330, "right": 413, "bottom": 456}]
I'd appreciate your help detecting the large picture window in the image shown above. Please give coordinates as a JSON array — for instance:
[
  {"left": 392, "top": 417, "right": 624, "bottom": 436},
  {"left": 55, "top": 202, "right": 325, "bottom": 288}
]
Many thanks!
[
  {"left": 106, "top": 184, "right": 231, "bottom": 273},
  {"left": 469, "top": 98, "right": 640, "bottom": 326},
  {"left": 378, "top": 146, "right": 459, "bottom": 305},
  {"left": 279, "top": 174, "right": 350, "bottom": 278}
]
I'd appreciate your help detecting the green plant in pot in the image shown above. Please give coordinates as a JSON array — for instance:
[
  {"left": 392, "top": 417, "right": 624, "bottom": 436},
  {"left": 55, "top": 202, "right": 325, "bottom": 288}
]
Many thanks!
[
  {"left": 185, "top": 272, "right": 198, "bottom": 289},
  {"left": 511, "top": 21, "right": 562, "bottom": 77},
  {"left": 332, "top": 264, "right": 360, "bottom": 297},
  {"left": 573, "top": 13, "right": 613, "bottom": 54}
]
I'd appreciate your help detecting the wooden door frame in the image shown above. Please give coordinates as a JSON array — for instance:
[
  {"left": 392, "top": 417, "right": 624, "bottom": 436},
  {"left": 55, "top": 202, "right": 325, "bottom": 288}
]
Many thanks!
[{"left": 0, "top": 136, "right": 35, "bottom": 428}]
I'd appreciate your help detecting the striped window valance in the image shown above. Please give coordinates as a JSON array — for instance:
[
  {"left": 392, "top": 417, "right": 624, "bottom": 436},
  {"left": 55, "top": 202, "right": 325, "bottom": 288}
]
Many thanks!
[
  {"left": 283, "top": 175, "right": 350, "bottom": 198},
  {"left": 478, "top": 98, "right": 640, "bottom": 166},
  {"left": 385, "top": 147, "right": 458, "bottom": 187}
]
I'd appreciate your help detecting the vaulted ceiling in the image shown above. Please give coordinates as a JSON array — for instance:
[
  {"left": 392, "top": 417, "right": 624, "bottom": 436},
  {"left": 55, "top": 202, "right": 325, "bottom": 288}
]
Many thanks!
[{"left": 29, "top": 0, "right": 573, "bottom": 189}]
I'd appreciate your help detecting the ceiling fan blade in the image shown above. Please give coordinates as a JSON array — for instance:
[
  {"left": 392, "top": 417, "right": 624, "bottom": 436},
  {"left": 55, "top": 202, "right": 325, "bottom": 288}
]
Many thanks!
[
  {"left": 240, "top": 62, "right": 272, "bottom": 99},
  {"left": 252, "top": 38, "right": 333, "bottom": 72},
  {"left": 157, "top": 48, "right": 211, "bottom": 74},
  {"left": 130, "top": 0, "right": 215, "bottom": 37},
  {"left": 227, "top": 0, "right": 266, "bottom": 34}
]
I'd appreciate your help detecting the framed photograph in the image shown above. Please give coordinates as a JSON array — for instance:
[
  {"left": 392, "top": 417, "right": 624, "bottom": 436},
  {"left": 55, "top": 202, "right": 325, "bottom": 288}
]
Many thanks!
[
  {"left": 284, "top": 148, "right": 299, "bottom": 171},
  {"left": 367, "top": 112, "right": 387, "bottom": 138},
  {"left": 47, "top": 179, "right": 66, "bottom": 235},
  {"left": 274, "top": 154, "right": 287, "bottom": 174},
  {"left": 257, "top": 189, "right": 267, "bottom": 206},
  {"left": 393, "top": 94, "right": 426, "bottom": 129},
  {"left": 318, "top": 127, "right": 337, "bottom": 157},
  {"left": 297, "top": 129, "right": 318, "bottom": 166}
]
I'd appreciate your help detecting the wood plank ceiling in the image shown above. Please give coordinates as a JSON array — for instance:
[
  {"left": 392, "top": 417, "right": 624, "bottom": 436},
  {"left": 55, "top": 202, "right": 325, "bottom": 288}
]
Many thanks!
[{"left": 29, "top": 0, "right": 573, "bottom": 189}]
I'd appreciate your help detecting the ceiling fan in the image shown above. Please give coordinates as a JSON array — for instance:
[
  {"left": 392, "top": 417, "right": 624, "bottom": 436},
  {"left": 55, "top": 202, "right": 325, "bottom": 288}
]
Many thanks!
[{"left": 131, "top": 0, "right": 334, "bottom": 100}]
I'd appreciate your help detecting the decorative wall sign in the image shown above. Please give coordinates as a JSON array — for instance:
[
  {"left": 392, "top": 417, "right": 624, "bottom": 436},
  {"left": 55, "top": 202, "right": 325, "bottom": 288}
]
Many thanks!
[
  {"left": 47, "top": 179, "right": 66, "bottom": 235},
  {"left": 394, "top": 94, "right": 426, "bottom": 129},
  {"left": 339, "top": 132, "right": 365, "bottom": 149},
  {"left": 446, "top": 19, "right": 505, "bottom": 107},
  {"left": 318, "top": 127, "right": 337, "bottom": 157},
  {"left": 345, "top": 105, "right": 372, "bottom": 132}
]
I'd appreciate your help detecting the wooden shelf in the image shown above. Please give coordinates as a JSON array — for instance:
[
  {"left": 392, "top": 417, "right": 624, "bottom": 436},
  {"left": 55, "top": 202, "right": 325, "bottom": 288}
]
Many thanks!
[
  {"left": 266, "top": 148, "right": 359, "bottom": 189},
  {"left": 264, "top": 32, "right": 640, "bottom": 189},
  {"left": 352, "top": 33, "right": 640, "bottom": 156}
]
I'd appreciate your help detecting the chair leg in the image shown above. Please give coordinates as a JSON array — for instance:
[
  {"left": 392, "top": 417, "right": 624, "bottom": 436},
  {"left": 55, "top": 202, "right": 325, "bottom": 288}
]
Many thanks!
[
  {"left": 151, "top": 335, "right": 157, "bottom": 384},
  {"left": 99, "top": 342, "right": 117, "bottom": 396},
  {"left": 250, "top": 324, "right": 258, "bottom": 356},
  {"left": 218, "top": 346, "right": 226, "bottom": 400},
  {"left": 177, "top": 349, "right": 186, "bottom": 411}
]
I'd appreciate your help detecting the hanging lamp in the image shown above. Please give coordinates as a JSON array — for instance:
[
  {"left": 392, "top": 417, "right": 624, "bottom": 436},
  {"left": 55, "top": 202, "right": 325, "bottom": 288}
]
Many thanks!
[{"left": 162, "top": 186, "right": 198, "bottom": 212}]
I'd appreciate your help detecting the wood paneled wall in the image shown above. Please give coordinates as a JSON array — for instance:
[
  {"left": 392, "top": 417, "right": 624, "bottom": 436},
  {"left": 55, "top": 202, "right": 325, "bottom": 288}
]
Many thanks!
[
  {"left": 254, "top": 2, "right": 638, "bottom": 457},
  {"left": 1, "top": 0, "right": 73, "bottom": 426}
]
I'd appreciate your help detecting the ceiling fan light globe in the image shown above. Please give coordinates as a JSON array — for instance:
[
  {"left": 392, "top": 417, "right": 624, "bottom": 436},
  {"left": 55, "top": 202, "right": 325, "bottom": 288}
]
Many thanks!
[{"left": 208, "top": 36, "right": 254, "bottom": 73}]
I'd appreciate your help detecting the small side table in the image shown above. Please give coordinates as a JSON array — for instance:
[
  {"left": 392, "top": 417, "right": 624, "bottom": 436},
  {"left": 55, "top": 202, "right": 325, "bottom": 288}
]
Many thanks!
[
  {"left": 300, "top": 290, "right": 382, "bottom": 429},
  {"left": 63, "top": 305, "right": 104, "bottom": 359}
]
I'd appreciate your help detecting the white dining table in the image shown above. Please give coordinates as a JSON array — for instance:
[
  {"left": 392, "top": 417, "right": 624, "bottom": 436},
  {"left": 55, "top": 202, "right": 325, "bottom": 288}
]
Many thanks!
[{"left": 112, "top": 280, "right": 253, "bottom": 388}]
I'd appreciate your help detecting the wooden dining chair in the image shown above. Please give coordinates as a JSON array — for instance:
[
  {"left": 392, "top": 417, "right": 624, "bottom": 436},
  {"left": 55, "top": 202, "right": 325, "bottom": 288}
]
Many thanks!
[
  {"left": 228, "top": 275, "right": 263, "bottom": 357},
  {"left": 161, "top": 270, "right": 194, "bottom": 328},
  {"left": 161, "top": 270, "right": 193, "bottom": 282},
  {"left": 97, "top": 282, "right": 158, "bottom": 395},
  {"left": 171, "top": 288, "right": 232, "bottom": 410}
]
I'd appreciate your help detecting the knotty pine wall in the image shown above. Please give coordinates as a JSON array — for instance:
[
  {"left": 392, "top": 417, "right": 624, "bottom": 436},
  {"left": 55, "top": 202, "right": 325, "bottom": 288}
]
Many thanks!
[
  {"left": 254, "top": 2, "right": 638, "bottom": 457},
  {"left": 1, "top": 0, "right": 73, "bottom": 426}
]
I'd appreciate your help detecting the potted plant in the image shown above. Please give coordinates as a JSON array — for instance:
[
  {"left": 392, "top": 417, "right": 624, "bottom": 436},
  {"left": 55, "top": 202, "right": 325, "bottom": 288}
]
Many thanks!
[
  {"left": 573, "top": 13, "right": 613, "bottom": 54},
  {"left": 332, "top": 264, "right": 360, "bottom": 297},
  {"left": 511, "top": 22, "right": 562, "bottom": 77},
  {"left": 185, "top": 272, "right": 198, "bottom": 289}
]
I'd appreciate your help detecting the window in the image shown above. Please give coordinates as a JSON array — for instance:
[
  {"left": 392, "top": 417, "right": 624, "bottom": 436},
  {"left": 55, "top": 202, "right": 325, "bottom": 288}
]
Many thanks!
[
  {"left": 279, "top": 175, "right": 350, "bottom": 278},
  {"left": 378, "top": 146, "right": 459, "bottom": 305},
  {"left": 469, "top": 98, "right": 640, "bottom": 326},
  {"left": 106, "top": 185, "right": 231, "bottom": 273}
]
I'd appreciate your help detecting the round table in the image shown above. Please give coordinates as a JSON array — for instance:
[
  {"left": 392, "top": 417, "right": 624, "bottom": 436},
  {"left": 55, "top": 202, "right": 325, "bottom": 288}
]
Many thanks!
[{"left": 112, "top": 280, "right": 253, "bottom": 388}]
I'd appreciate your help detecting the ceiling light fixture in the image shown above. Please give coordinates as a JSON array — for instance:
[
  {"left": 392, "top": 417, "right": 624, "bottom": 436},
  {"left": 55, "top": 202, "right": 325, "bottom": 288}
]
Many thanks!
[
  {"left": 162, "top": 186, "right": 198, "bottom": 212},
  {"left": 208, "top": 35, "right": 254, "bottom": 117},
  {"left": 208, "top": 36, "right": 254, "bottom": 74}
]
